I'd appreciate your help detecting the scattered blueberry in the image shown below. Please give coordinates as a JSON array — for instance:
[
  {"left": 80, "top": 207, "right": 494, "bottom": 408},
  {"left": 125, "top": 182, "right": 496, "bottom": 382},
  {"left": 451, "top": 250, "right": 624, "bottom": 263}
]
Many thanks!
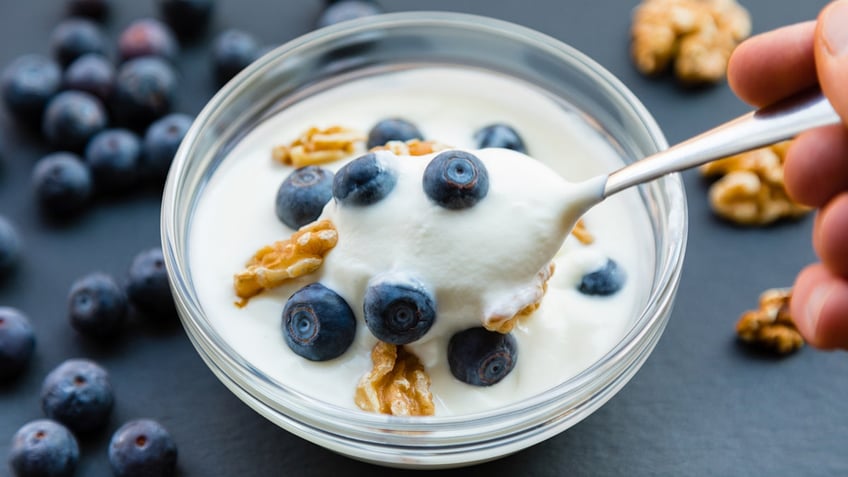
[
  {"left": 126, "top": 247, "right": 175, "bottom": 317},
  {"left": 423, "top": 150, "right": 489, "bottom": 210},
  {"left": 0, "top": 307, "right": 35, "bottom": 380},
  {"left": 474, "top": 123, "right": 527, "bottom": 154},
  {"left": 63, "top": 53, "right": 115, "bottom": 103},
  {"left": 68, "top": 272, "right": 128, "bottom": 339},
  {"left": 142, "top": 113, "right": 192, "bottom": 180},
  {"left": 282, "top": 283, "right": 356, "bottom": 361},
  {"left": 275, "top": 166, "right": 334, "bottom": 229},
  {"left": 0, "top": 215, "right": 21, "bottom": 274},
  {"left": 68, "top": 0, "right": 110, "bottom": 20},
  {"left": 50, "top": 18, "right": 108, "bottom": 68},
  {"left": 41, "top": 358, "right": 114, "bottom": 434},
  {"left": 316, "top": 0, "right": 383, "bottom": 29},
  {"left": 108, "top": 419, "right": 178, "bottom": 477},
  {"left": 8, "top": 419, "right": 79, "bottom": 477},
  {"left": 363, "top": 275, "right": 436, "bottom": 345},
  {"left": 212, "top": 29, "right": 260, "bottom": 84},
  {"left": 333, "top": 152, "right": 396, "bottom": 206},
  {"left": 42, "top": 90, "right": 108, "bottom": 152},
  {"left": 366, "top": 117, "right": 422, "bottom": 149},
  {"left": 113, "top": 57, "right": 177, "bottom": 129},
  {"left": 448, "top": 327, "right": 518, "bottom": 386},
  {"left": 85, "top": 128, "right": 142, "bottom": 193},
  {"left": 1, "top": 55, "right": 62, "bottom": 125},
  {"left": 577, "top": 258, "right": 626, "bottom": 296},
  {"left": 157, "top": 0, "right": 215, "bottom": 37},
  {"left": 32, "top": 152, "right": 93, "bottom": 216},
  {"left": 118, "top": 18, "right": 179, "bottom": 63}
]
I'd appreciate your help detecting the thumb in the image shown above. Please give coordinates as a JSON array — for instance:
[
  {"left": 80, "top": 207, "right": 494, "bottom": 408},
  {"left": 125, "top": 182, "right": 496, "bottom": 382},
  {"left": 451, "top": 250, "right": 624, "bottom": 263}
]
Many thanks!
[{"left": 816, "top": 0, "right": 848, "bottom": 124}]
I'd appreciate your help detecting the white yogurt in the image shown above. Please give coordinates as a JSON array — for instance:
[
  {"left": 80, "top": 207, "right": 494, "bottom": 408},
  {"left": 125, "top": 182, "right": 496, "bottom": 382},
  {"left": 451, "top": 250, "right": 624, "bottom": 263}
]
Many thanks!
[{"left": 189, "top": 67, "right": 655, "bottom": 415}]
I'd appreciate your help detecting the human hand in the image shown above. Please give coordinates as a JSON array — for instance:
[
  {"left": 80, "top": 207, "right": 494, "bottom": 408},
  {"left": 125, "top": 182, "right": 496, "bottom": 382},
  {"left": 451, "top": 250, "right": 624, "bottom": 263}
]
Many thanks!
[{"left": 727, "top": 0, "right": 848, "bottom": 350}]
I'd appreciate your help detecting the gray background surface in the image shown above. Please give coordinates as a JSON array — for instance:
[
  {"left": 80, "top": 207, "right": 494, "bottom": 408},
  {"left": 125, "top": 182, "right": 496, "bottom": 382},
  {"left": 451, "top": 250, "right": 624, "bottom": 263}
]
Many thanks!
[{"left": 0, "top": 0, "right": 843, "bottom": 475}]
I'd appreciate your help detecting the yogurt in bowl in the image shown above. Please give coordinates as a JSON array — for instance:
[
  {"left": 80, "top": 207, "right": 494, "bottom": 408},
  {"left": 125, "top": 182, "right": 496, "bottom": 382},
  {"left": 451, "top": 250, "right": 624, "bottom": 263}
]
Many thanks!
[{"left": 163, "top": 12, "right": 685, "bottom": 467}]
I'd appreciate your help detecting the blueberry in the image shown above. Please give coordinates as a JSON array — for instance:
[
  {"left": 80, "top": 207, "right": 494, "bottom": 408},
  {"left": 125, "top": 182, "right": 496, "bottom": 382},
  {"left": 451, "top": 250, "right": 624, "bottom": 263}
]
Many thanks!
[
  {"left": 366, "top": 117, "right": 422, "bottom": 149},
  {"left": 32, "top": 152, "right": 93, "bottom": 215},
  {"left": 109, "top": 419, "right": 177, "bottom": 477},
  {"left": 85, "top": 128, "right": 142, "bottom": 193},
  {"left": 578, "top": 258, "right": 626, "bottom": 296},
  {"left": 363, "top": 275, "right": 436, "bottom": 345},
  {"left": 316, "top": 0, "right": 383, "bottom": 29},
  {"left": 0, "top": 215, "right": 21, "bottom": 274},
  {"left": 275, "top": 166, "right": 334, "bottom": 229},
  {"left": 142, "top": 113, "right": 193, "bottom": 180},
  {"left": 126, "top": 247, "right": 175, "bottom": 317},
  {"left": 42, "top": 90, "right": 108, "bottom": 152},
  {"left": 212, "top": 29, "right": 260, "bottom": 85},
  {"left": 332, "top": 152, "right": 396, "bottom": 206},
  {"left": 157, "top": 0, "right": 215, "bottom": 37},
  {"left": 423, "top": 150, "right": 489, "bottom": 210},
  {"left": 50, "top": 18, "right": 108, "bottom": 68},
  {"left": 1, "top": 55, "right": 62, "bottom": 125},
  {"left": 474, "top": 123, "right": 527, "bottom": 154},
  {"left": 68, "top": 272, "right": 128, "bottom": 339},
  {"left": 0, "top": 307, "right": 35, "bottom": 380},
  {"left": 113, "top": 57, "right": 178, "bottom": 129},
  {"left": 9, "top": 419, "right": 79, "bottom": 477},
  {"left": 63, "top": 53, "right": 115, "bottom": 103},
  {"left": 68, "top": 0, "right": 110, "bottom": 20},
  {"left": 118, "top": 18, "right": 179, "bottom": 63},
  {"left": 41, "top": 358, "right": 114, "bottom": 434},
  {"left": 448, "top": 327, "right": 517, "bottom": 387},
  {"left": 282, "top": 283, "right": 356, "bottom": 361}
]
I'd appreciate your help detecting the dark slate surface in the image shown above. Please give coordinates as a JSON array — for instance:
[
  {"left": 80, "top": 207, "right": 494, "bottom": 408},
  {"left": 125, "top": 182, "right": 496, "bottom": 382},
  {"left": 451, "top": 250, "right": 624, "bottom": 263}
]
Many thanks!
[{"left": 0, "top": 0, "right": 843, "bottom": 475}]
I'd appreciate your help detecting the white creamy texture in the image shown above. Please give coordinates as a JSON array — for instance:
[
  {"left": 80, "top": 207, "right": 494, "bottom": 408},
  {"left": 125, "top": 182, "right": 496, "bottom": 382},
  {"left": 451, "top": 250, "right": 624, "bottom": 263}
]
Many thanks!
[{"left": 190, "top": 67, "right": 655, "bottom": 415}]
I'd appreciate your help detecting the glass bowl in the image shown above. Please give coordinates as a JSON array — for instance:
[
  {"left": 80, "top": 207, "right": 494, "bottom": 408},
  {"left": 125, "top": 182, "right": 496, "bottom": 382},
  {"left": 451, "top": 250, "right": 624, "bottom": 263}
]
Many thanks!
[{"left": 161, "top": 11, "right": 687, "bottom": 469}]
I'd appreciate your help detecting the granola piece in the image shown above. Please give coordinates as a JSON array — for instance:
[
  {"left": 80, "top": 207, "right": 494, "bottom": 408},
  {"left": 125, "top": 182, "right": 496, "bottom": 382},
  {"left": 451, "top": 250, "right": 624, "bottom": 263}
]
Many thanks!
[
  {"left": 571, "top": 218, "right": 594, "bottom": 245},
  {"left": 630, "top": 0, "right": 751, "bottom": 84},
  {"left": 272, "top": 125, "right": 365, "bottom": 167},
  {"left": 355, "top": 341, "right": 435, "bottom": 416},
  {"left": 369, "top": 139, "right": 451, "bottom": 156},
  {"left": 233, "top": 220, "right": 338, "bottom": 304},
  {"left": 483, "top": 262, "right": 555, "bottom": 334},
  {"left": 736, "top": 288, "right": 804, "bottom": 354},
  {"left": 701, "top": 141, "right": 811, "bottom": 225}
]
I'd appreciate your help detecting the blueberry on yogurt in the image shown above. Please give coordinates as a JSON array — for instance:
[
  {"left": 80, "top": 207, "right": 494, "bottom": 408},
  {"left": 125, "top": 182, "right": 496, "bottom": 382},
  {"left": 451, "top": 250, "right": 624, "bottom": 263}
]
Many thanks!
[
  {"left": 366, "top": 117, "right": 422, "bottom": 149},
  {"left": 474, "top": 123, "right": 527, "bottom": 154},
  {"left": 423, "top": 150, "right": 489, "bottom": 210},
  {"left": 448, "top": 327, "right": 517, "bottom": 386},
  {"left": 332, "top": 152, "right": 396, "bottom": 206},
  {"left": 363, "top": 275, "right": 436, "bottom": 345},
  {"left": 275, "top": 166, "right": 334, "bottom": 229},
  {"left": 282, "top": 283, "right": 356, "bottom": 361},
  {"left": 578, "top": 258, "right": 626, "bottom": 296}
]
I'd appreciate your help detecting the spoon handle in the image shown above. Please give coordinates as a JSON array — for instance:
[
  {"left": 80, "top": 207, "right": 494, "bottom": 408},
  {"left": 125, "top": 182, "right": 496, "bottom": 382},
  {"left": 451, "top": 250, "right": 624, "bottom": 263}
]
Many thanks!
[{"left": 602, "top": 89, "right": 842, "bottom": 198}]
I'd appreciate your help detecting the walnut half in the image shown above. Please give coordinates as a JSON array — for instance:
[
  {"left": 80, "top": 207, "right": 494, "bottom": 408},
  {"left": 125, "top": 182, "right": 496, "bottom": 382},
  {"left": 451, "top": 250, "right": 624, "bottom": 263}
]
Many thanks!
[
  {"left": 355, "top": 341, "right": 435, "bottom": 416},
  {"left": 736, "top": 288, "right": 804, "bottom": 354},
  {"left": 272, "top": 125, "right": 365, "bottom": 167}
]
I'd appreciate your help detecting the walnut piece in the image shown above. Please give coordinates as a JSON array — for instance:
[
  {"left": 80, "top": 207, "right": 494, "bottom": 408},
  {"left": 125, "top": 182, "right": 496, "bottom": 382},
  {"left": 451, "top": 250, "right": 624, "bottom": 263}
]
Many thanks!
[
  {"left": 369, "top": 139, "right": 451, "bottom": 156},
  {"left": 272, "top": 125, "right": 365, "bottom": 167},
  {"left": 701, "top": 141, "right": 811, "bottom": 225},
  {"left": 736, "top": 288, "right": 803, "bottom": 354},
  {"left": 571, "top": 218, "right": 594, "bottom": 245},
  {"left": 484, "top": 262, "right": 555, "bottom": 334},
  {"left": 631, "top": 0, "right": 751, "bottom": 84},
  {"left": 355, "top": 342, "right": 435, "bottom": 416},
  {"left": 233, "top": 220, "right": 338, "bottom": 304}
]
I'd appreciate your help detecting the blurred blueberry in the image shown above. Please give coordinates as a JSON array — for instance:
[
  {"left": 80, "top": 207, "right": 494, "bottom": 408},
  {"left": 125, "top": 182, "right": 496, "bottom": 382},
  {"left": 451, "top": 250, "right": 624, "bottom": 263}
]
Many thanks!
[
  {"left": 126, "top": 247, "right": 175, "bottom": 318},
  {"left": 84, "top": 128, "right": 142, "bottom": 194},
  {"left": 109, "top": 419, "right": 177, "bottom": 477},
  {"left": 42, "top": 90, "right": 108, "bottom": 152},
  {"left": 1, "top": 55, "right": 62, "bottom": 125},
  {"left": 118, "top": 18, "right": 179, "bottom": 63},
  {"left": 9, "top": 419, "right": 79, "bottom": 477},
  {"left": 63, "top": 53, "right": 115, "bottom": 103},
  {"left": 32, "top": 152, "right": 93, "bottom": 215},
  {"left": 113, "top": 57, "right": 177, "bottom": 129},
  {"left": 0, "top": 307, "right": 35, "bottom": 380},
  {"left": 50, "top": 18, "right": 108, "bottom": 68},
  {"left": 212, "top": 29, "right": 260, "bottom": 85},
  {"left": 157, "top": 0, "right": 215, "bottom": 37},
  {"left": 142, "top": 113, "right": 192, "bottom": 180},
  {"left": 0, "top": 215, "right": 21, "bottom": 274},
  {"left": 68, "top": 272, "right": 128, "bottom": 339},
  {"left": 474, "top": 123, "right": 527, "bottom": 154},
  {"left": 316, "top": 0, "right": 383, "bottom": 29},
  {"left": 41, "top": 358, "right": 114, "bottom": 434},
  {"left": 366, "top": 117, "right": 422, "bottom": 149},
  {"left": 333, "top": 152, "right": 397, "bottom": 206},
  {"left": 578, "top": 258, "right": 626, "bottom": 296}
]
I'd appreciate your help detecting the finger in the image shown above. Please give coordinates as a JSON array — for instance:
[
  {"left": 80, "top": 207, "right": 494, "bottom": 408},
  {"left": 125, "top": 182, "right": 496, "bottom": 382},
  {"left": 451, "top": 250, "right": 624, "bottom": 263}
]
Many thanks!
[
  {"left": 812, "top": 192, "right": 848, "bottom": 277},
  {"left": 727, "top": 21, "right": 817, "bottom": 107},
  {"left": 791, "top": 263, "right": 848, "bottom": 350},
  {"left": 783, "top": 126, "right": 848, "bottom": 207},
  {"left": 815, "top": 0, "right": 848, "bottom": 125}
]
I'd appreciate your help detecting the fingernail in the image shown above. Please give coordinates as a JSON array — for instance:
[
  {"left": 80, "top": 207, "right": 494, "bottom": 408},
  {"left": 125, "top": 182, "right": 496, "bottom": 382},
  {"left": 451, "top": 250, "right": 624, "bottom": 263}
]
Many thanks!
[
  {"left": 823, "top": 0, "right": 848, "bottom": 56},
  {"left": 804, "top": 282, "right": 834, "bottom": 336}
]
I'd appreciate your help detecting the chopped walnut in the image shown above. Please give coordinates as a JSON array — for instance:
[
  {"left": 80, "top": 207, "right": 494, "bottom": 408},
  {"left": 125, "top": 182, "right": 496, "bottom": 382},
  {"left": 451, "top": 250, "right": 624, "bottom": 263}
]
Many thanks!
[
  {"left": 484, "top": 262, "right": 555, "bottom": 334},
  {"left": 233, "top": 220, "right": 338, "bottom": 304},
  {"left": 736, "top": 288, "right": 804, "bottom": 354},
  {"left": 272, "top": 125, "right": 365, "bottom": 167},
  {"left": 701, "top": 141, "right": 811, "bottom": 225},
  {"left": 631, "top": 0, "right": 751, "bottom": 84},
  {"left": 369, "top": 139, "right": 451, "bottom": 156},
  {"left": 571, "top": 219, "right": 594, "bottom": 245},
  {"left": 355, "top": 341, "right": 435, "bottom": 416}
]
